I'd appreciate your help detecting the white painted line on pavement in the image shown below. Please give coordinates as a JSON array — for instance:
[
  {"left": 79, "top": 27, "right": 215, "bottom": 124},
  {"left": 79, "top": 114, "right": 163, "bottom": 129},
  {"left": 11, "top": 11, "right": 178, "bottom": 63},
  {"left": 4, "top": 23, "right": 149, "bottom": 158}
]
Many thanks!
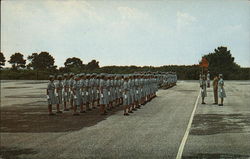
[{"left": 176, "top": 90, "right": 200, "bottom": 159}]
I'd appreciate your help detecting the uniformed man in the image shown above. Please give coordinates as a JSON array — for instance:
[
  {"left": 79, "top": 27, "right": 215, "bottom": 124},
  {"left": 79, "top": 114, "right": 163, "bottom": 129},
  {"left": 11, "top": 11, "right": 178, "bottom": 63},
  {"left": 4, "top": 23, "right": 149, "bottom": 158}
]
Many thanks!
[
  {"left": 213, "top": 75, "right": 219, "bottom": 104},
  {"left": 99, "top": 73, "right": 108, "bottom": 115},
  {"left": 139, "top": 74, "right": 144, "bottom": 106},
  {"left": 62, "top": 73, "right": 70, "bottom": 111},
  {"left": 200, "top": 75, "right": 207, "bottom": 104},
  {"left": 55, "top": 75, "right": 63, "bottom": 113},
  {"left": 110, "top": 75, "right": 115, "bottom": 109},
  {"left": 123, "top": 75, "right": 130, "bottom": 116},
  {"left": 90, "top": 74, "right": 97, "bottom": 109},
  {"left": 114, "top": 75, "right": 119, "bottom": 107},
  {"left": 207, "top": 71, "right": 211, "bottom": 88},
  {"left": 106, "top": 75, "right": 112, "bottom": 110},
  {"left": 72, "top": 74, "right": 82, "bottom": 115},
  {"left": 128, "top": 75, "right": 134, "bottom": 113},
  {"left": 141, "top": 74, "right": 147, "bottom": 105},
  {"left": 134, "top": 74, "right": 141, "bottom": 109},
  {"left": 69, "top": 73, "right": 75, "bottom": 109},
  {"left": 218, "top": 74, "right": 226, "bottom": 106},
  {"left": 118, "top": 75, "right": 124, "bottom": 105},
  {"left": 199, "top": 73, "right": 202, "bottom": 86},
  {"left": 146, "top": 75, "right": 150, "bottom": 104},
  {"left": 80, "top": 73, "right": 86, "bottom": 113},
  {"left": 85, "top": 74, "right": 91, "bottom": 111},
  {"left": 47, "top": 75, "right": 57, "bottom": 115},
  {"left": 131, "top": 74, "right": 137, "bottom": 111},
  {"left": 95, "top": 74, "right": 101, "bottom": 107}
]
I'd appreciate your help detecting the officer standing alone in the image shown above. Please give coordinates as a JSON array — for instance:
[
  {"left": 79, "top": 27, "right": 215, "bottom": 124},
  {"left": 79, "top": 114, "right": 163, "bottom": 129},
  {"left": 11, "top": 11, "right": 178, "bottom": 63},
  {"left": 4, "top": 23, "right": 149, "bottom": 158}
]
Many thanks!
[{"left": 213, "top": 75, "right": 219, "bottom": 105}]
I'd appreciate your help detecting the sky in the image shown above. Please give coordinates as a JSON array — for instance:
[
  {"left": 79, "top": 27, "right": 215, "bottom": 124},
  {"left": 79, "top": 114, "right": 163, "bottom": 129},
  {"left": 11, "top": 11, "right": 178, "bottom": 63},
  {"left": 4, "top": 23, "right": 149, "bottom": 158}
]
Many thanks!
[{"left": 1, "top": 0, "right": 250, "bottom": 67}]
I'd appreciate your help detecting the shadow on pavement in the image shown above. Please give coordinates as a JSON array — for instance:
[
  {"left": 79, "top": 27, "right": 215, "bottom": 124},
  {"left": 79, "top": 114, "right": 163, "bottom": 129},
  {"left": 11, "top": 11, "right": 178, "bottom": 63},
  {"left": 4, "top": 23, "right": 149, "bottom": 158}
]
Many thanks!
[
  {"left": 0, "top": 102, "right": 124, "bottom": 133},
  {"left": 0, "top": 146, "right": 37, "bottom": 159},
  {"left": 190, "top": 114, "right": 250, "bottom": 135}
]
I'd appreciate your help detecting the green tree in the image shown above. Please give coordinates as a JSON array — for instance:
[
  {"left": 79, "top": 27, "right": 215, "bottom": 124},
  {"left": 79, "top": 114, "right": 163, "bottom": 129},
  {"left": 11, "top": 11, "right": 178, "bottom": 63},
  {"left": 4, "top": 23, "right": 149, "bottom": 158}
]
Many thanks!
[
  {"left": 86, "top": 59, "right": 99, "bottom": 70},
  {"left": 64, "top": 57, "right": 83, "bottom": 69},
  {"left": 0, "top": 52, "right": 6, "bottom": 68},
  {"left": 203, "top": 46, "right": 240, "bottom": 79},
  {"left": 8, "top": 53, "right": 26, "bottom": 69},
  {"left": 28, "top": 52, "right": 56, "bottom": 70}
]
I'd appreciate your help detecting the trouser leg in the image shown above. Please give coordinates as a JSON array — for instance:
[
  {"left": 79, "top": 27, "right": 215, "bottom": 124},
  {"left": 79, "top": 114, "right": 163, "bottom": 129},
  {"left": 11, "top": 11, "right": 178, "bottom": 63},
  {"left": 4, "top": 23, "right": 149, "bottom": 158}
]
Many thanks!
[{"left": 214, "top": 89, "right": 218, "bottom": 104}]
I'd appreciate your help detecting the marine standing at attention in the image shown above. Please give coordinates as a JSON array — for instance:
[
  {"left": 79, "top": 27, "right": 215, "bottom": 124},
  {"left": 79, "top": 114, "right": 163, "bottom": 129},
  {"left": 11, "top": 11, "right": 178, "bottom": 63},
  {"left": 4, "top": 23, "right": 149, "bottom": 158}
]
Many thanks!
[
  {"left": 79, "top": 73, "right": 86, "bottom": 113},
  {"left": 72, "top": 75, "right": 83, "bottom": 115},
  {"left": 218, "top": 74, "right": 226, "bottom": 106},
  {"left": 47, "top": 75, "right": 57, "bottom": 115},
  {"left": 69, "top": 73, "right": 75, "bottom": 109},
  {"left": 55, "top": 75, "right": 63, "bottom": 114},
  {"left": 213, "top": 75, "right": 219, "bottom": 105},
  {"left": 123, "top": 75, "right": 130, "bottom": 116},
  {"left": 200, "top": 75, "right": 207, "bottom": 104},
  {"left": 99, "top": 74, "right": 108, "bottom": 115},
  {"left": 207, "top": 71, "right": 210, "bottom": 88},
  {"left": 62, "top": 73, "right": 70, "bottom": 111}
]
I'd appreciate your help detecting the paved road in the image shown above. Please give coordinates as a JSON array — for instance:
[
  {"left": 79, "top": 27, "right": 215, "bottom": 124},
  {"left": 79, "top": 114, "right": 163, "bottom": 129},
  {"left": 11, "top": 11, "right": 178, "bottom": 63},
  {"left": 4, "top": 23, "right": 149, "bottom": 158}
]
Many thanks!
[
  {"left": 1, "top": 80, "right": 250, "bottom": 159},
  {"left": 183, "top": 81, "right": 250, "bottom": 159}
]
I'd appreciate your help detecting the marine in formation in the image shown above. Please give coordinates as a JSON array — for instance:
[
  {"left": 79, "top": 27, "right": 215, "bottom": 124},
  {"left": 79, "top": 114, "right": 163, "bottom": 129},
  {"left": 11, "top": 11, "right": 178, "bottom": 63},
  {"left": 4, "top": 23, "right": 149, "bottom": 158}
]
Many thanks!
[{"left": 46, "top": 72, "right": 177, "bottom": 116}]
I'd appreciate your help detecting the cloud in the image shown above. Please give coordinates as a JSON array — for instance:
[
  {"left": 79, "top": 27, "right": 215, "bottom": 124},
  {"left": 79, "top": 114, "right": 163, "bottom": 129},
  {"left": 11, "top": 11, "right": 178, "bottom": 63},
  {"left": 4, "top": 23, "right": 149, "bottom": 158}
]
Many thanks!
[
  {"left": 44, "top": 0, "right": 104, "bottom": 25},
  {"left": 108, "top": 6, "right": 150, "bottom": 37},
  {"left": 117, "top": 6, "right": 148, "bottom": 20},
  {"left": 224, "top": 24, "right": 242, "bottom": 31},
  {"left": 176, "top": 11, "right": 197, "bottom": 31},
  {"left": 111, "top": 6, "right": 148, "bottom": 28},
  {"left": 1, "top": 0, "right": 104, "bottom": 53}
]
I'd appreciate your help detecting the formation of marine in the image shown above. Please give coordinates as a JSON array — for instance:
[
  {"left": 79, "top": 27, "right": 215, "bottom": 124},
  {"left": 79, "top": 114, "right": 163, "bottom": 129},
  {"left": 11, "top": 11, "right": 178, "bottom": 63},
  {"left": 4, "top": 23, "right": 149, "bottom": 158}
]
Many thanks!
[{"left": 46, "top": 72, "right": 177, "bottom": 116}]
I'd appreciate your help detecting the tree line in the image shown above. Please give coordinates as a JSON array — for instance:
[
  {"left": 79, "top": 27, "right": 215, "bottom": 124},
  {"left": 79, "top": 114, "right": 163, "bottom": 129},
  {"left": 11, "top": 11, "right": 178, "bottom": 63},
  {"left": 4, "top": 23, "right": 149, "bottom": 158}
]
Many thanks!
[
  {"left": 0, "top": 46, "right": 249, "bottom": 80},
  {"left": 0, "top": 52, "right": 100, "bottom": 71}
]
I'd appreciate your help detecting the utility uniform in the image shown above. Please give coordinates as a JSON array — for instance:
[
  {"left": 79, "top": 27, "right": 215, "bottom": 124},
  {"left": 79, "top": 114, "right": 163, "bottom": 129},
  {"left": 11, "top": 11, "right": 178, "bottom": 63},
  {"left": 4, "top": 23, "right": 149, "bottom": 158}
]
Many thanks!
[
  {"left": 218, "top": 78, "right": 226, "bottom": 98},
  {"left": 63, "top": 78, "right": 70, "bottom": 102},
  {"left": 99, "top": 78, "right": 108, "bottom": 105},
  {"left": 55, "top": 79, "right": 63, "bottom": 104},
  {"left": 200, "top": 79, "right": 207, "bottom": 98},
  {"left": 73, "top": 78, "right": 83, "bottom": 106},
  {"left": 47, "top": 81, "right": 58, "bottom": 105}
]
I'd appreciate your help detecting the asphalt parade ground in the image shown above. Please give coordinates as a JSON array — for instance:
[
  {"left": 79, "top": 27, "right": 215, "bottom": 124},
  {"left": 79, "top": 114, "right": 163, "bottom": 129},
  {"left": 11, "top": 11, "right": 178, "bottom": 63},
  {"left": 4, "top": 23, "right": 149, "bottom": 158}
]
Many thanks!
[{"left": 1, "top": 80, "right": 250, "bottom": 159}]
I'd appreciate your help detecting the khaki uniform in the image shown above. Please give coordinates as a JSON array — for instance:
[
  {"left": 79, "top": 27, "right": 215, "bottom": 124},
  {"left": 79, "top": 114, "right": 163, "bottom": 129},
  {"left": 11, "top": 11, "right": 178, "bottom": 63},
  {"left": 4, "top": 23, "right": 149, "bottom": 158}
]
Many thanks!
[{"left": 213, "top": 77, "right": 218, "bottom": 104}]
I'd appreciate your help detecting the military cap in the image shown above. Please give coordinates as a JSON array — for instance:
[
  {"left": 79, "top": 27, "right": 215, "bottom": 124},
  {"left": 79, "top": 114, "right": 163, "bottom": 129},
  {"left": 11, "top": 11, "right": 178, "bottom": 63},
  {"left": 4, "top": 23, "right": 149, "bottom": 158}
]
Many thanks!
[
  {"left": 63, "top": 73, "right": 68, "bottom": 76},
  {"left": 115, "top": 75, "right": 120, "bottom": 78},
  {"left": 49, "top": 75, "right": 55, "bottom": 78},
  {"left": 69, "top": 73, "right": 74, "bottom": 76},
  {"left": 74, "top": 74, "right": 80, "bottom": 79},
  {"left": 80, "top": 73, "right": 85, "bottom": 76},
  {"left": 57, "top": 75, "right": 63, "bottom": 78}
]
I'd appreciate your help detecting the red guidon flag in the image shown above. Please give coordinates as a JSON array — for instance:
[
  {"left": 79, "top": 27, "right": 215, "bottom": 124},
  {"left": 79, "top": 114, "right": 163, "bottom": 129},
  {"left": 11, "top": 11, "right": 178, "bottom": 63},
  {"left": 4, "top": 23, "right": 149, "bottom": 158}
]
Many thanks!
[{"left": 200, "top": 57, "right": 209, "bottom": 68}]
